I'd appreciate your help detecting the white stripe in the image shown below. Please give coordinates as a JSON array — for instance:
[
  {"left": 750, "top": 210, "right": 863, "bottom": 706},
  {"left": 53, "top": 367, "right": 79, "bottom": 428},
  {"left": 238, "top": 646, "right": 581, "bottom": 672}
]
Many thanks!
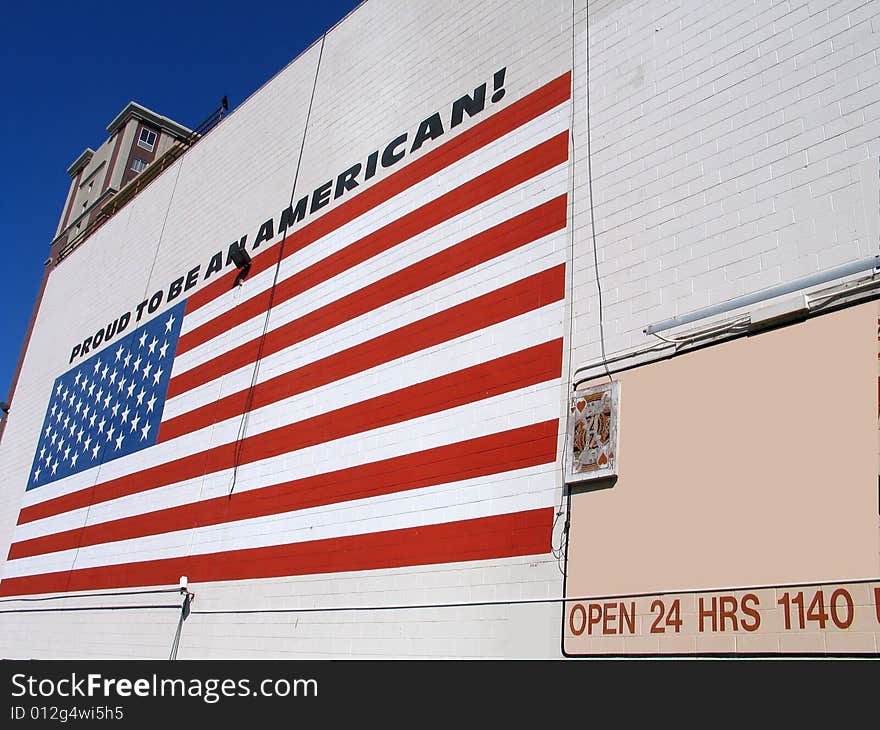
[
  {"left": 171, "top": 161, "right": 567, "bottom": 380},
  {"left": 178, "top": 101, "right": 569, "bottom": 338},
  {"left": 5, "top": 465, "right": 555, "bottom": 578},
  {"left": 23, "top": 234, "right": 563, "bottom": 510},
  {"left": 165, "top": 227, "right": 564, "bottom": 428},
  {"left": 15, "top": 375, "right": 560, "bottom": 547},
  {"left": 16, "top": 302, "right": 562, "bottom": 528}
]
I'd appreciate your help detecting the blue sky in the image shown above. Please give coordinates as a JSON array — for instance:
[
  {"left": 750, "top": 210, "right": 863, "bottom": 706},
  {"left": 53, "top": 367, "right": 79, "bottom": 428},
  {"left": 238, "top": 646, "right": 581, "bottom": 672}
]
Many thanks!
[{"left": 0, "top": 0, "right": 362, "bottom": 409}]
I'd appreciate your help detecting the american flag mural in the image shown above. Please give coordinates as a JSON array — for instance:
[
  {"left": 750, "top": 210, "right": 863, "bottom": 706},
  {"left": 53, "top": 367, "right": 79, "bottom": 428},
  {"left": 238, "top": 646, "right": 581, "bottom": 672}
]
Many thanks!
[{"left": 0, "top": 72, "right": 570, "bottom": 596}]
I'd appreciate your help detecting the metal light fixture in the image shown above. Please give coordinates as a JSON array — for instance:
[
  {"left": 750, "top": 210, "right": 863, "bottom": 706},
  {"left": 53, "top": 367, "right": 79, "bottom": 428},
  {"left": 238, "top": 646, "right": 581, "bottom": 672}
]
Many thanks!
[{"left": 230, "top": 246, "right": 251, "bottom": 286}]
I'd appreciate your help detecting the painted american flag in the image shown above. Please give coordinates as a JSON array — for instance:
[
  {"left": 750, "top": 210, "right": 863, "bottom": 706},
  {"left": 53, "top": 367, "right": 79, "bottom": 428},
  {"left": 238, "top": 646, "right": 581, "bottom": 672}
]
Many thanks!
[{"left": 1, "top": 71, "right": 570, "bottom": 597}]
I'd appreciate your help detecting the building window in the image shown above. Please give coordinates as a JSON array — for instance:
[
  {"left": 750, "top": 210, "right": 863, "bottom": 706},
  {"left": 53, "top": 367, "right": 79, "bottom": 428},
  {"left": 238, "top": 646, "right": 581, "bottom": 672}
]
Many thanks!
[
  {"left": 131, "top": 157, "right": 148, "bottom": 174},
  {"left": 137, "top": 128, "right": 157, "bottom": 152}
]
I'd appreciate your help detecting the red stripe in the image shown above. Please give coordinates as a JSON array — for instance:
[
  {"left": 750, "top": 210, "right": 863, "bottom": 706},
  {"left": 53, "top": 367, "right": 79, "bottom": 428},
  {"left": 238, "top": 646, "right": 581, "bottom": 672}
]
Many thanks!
[
  {"left": 9, "top": 421, "right": 558, "bottom": 560},
  {"left": 182, "top": 71, "right": 571, "bottom": 316},
  {"left": 18, "top": 339, "right": 563, "bottom": 525},
  {"left": 172, "top": 131, "right": 568, "bottom": 375},
  {"left": 0, "top": 508, "right": 553, "bottom": 596},
  {"left": 161, "top": 208, "right": 567, "bottom": 440}
]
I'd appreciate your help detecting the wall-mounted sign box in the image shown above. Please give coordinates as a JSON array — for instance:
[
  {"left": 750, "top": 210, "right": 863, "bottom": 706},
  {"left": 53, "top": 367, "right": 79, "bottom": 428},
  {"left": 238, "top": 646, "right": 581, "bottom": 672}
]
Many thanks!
[{"left": 565, "top": 381, "right": 619, "bottom": 484}]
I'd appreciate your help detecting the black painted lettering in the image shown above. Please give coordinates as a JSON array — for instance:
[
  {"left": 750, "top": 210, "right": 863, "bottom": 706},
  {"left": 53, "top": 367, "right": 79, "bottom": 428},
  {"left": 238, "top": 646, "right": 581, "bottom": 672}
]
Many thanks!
[{"left": 451, "top": 83, "right": 486, "bottom": 128}]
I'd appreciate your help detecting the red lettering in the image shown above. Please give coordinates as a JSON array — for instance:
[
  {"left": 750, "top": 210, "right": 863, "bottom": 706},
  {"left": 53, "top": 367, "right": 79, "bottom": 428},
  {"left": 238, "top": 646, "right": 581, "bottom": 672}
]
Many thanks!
[
  {"left": 587, "top": 604, "right": 602, "bottom": 635},
  {"left": 698, "top": 596, "right": 717, "bottom": 632},
  {"left": 620, "top": 601, "right": 636, "bottom": 635},
  {"left": 719, "top": 596, "right": 739, "bottom": 631},
  {"left": 741, "top": 594, "right": 761, "bottom": 632},
  {"left": 829, "top": 588, "right": 854, "bottom": 629},
  {"left": 874, "top": 587, "right": 880, "bottom": 625},
  {"left": 602, "top": 602, "right": 618, "bottom": 635},
  {"left": 569, "top": 604, "right": 586, "bottom": 636}
]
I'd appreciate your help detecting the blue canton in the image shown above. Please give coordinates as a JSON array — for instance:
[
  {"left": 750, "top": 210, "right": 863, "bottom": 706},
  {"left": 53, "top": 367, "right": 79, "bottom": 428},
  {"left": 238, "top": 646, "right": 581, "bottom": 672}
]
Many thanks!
[{"left": 28, "top": 300, "right": 186, "bottom": 490}]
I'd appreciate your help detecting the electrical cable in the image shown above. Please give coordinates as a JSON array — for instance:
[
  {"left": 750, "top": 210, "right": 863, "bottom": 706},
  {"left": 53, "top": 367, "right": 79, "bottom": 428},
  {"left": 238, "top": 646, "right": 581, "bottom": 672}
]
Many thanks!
[
  {"left": 0, "top": 604, "right": 179, "bottom": 614},
  {"left": 0, "top": 587, "right": 179, "bottom": 604},
  {"left": 584, "top": 0, "right": 612, "bottom": 385},
  {"left": 228, "top": 32, "right": 327, "bottom": 496},
  {"left": 552, "top": 0, "right": 579, "bottom": 577},
  {"left": 64, "top": 163, "right": 186, "bottom": 594}
]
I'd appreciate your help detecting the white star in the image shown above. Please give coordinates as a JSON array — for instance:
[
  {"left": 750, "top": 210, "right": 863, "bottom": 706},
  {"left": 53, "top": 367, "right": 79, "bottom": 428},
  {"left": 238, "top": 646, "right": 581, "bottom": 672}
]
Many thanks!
[
  {"left": 139, "top": 331, "right": 148, "bottom": 348},
  {"left": 103, "top": 393, "right": 112, "bottom": 409},
  {"left": 159, "top": 341, "right": 169, "bottom": 359},
  {"left": 44, "top": 453, "right": 51, "bottom": 466},
  {"left": 152, "top": 367, "right": 164, "bottom": 385},
  {"left": 115, "top": 345, "right": 125, "bottom": 362},
  {"left": 101, "top": 365, "right": 109, "bottom": 381},
  {"left": 109, "top": 369, "right": 118, "bottom": 385},
  {"left": 136, "top": 388, "right": 146, "bottom": 406},
  {"left": 97, "top": 417, "right": 106, "bottom": 433},
  {"left": 123, "top": 352, "right": 132, "bottom": 368},
  {"left": 51, "top": 403, "right": 58, "bottom": 417},
  {"left": 148, "top": 337, "right": 157, "bottom": 355},
  {"left": 82, "top": 403, "right": 90, "bottom": 421},
  {"left": 89, "top": 412, "right": 97, "bottom": 428},
  {"left": 68, "top": 390, "right": 75, "bottom": 405},
  {"left": 92, "top": 443, "right": 100, "bottom": 459},
  {"left": 115, "top": 433, "right": 124, "bottom": 450},
  {"left": 63, "top": 414, "right": 71, "bottom": 429},
  {"left": 130, "top": 413, "right": 141, "bottom": 432},
  {"left": 165, "top": 314, "right": 175, "bottom": 332},
  {"left": 79, "top": 377, "right": 88, "bottom": 392},
  {"left": 142, "top": 362, "right": 153, "bottom": 379},
  {"left": 44, "top": 424, "right": 51, "bottom": 437},
  {"left": 71, "top": 452, "right": 79, "bottom": 468},
  {"left": 68, "top": 422, "right": 76, "bottom": 437},
  {"left": 57, "top": 436, "right": 64, "bottom": 452},
  {"left": 56, "top": 382, "right": 63, "bottom": 395},
  {"left": 94, "top": 387, "right": 103, "bottom": 404},
  {"left": 117, "top": 376, "right": 126, "bottom": 392},
  {"left": 111, "top": 401, "right": 120, "bottom": 417},
  {"left": 132, "top": 356, "right": 142, "bottom": 372},
  {"left": 93, "top": 359, "right": 102, "bottom": 374},
  {"left": 146, "top": 394, "right": 157, "bottom": 413},
  {"left": 50, "top": 432, "right": 58, "bottom": 445},
  {"left": 84, "top": 435, "right": 92, "bottom": 450},
  {"left": 106, "top": 424, "right": 116, "bottom": 442},
  {"left": 55, "top": 409, "right": 63, "bottom": 423},
  {"left": 88, "top": 382, "right": 96, "bottom": 397},
  {"left": 51, "top": 459, "right": 59, "bottom": 475},
  {"left": 74, "top": 399, "right": 82, "bottom": 414},
  {"left": 64, "top": 445, "right": 71, "bottom": 461},
  {"left": 120, "top": 406, "right": 130, "bottom": 423},
  {"left": 62, "top": 387, "right": 68, "bottom": 400},
  {"left": 74, "top": 371, "right": 81, "bottom": 385},
  {"left": 127, "top": 381, "right": 136, "bottom": 397},
  {"left": 33, "top": 467, "right": 41, "bottom": 481},
  {"left": 39, "top": 445, "right": 46, "bottom": 459},
  {"left": 140, "top": 422, "right": 151, "bottom": 440},
  {"left": 76, "top": 427, "right": 84, "bottom": 443}
]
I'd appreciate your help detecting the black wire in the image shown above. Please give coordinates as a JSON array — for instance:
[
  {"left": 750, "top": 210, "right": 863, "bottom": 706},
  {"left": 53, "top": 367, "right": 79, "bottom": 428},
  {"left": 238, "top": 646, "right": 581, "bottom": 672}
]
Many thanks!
[
  {"left": 0, "top": 604, "right": 179, "bottom": 614},
  {"left": 0, "top": 587, "right": 179, "bottom": 603},
  {"left": 585, "top": 0, "right": 613, "bottom": 385},
  {"left": 190, "top": 593, "right": 600, "bottom": 615},
  {"left": 228, "top": 33, "right": 327, "bottom": 495}
]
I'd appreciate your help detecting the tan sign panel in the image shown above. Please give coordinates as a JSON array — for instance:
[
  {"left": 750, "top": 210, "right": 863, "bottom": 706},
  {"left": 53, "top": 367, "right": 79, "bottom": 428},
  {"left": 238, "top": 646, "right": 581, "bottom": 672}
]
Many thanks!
[{"left": 565, "top": 579, "right": 880, "bottom": 655}]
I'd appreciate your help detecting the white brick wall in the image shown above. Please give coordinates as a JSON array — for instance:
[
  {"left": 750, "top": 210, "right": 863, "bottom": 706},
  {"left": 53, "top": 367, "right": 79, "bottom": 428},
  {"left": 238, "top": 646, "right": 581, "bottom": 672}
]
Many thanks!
[
  {"left": 570, "top": 0, "right": 880, "bottom": 366},
  {"left": 0, "top": 0, "right": 574, "bottom": 659}
]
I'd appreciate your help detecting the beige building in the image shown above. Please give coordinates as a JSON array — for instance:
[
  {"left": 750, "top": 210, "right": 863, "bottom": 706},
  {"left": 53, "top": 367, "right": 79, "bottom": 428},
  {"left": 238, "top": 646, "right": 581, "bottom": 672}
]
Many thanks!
[{"left": 53, "top": 103, "right": 192, "bottom": 262}]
